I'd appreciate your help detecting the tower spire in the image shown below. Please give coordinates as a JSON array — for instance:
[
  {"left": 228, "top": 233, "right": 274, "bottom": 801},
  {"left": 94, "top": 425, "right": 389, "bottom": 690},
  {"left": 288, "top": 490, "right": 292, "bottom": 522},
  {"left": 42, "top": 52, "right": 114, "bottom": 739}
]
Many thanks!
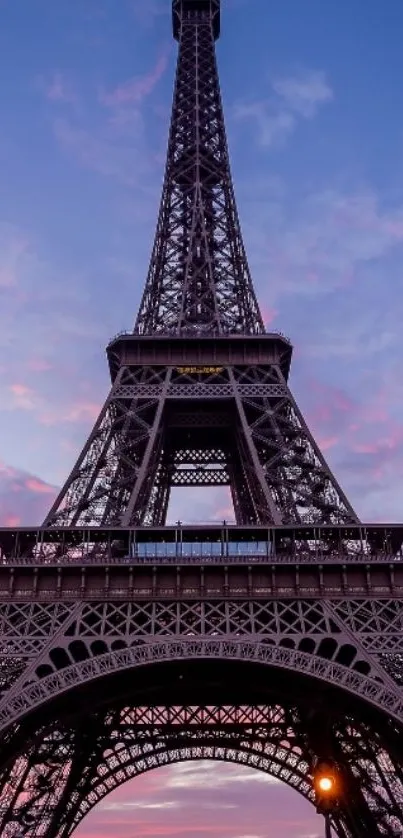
[{"left": 135, "top": 0, "right": 264, "bottom": 336}]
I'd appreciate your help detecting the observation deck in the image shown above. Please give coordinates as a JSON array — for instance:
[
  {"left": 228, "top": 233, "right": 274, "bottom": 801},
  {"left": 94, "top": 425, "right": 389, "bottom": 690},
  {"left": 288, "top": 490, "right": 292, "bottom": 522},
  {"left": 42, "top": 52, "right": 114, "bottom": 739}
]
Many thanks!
[
  {"left": 0, "top": 524, "right": 402, "bottom": 603},
  {"left": 106, "top": 333, "right": 293, "bottom": 383}
]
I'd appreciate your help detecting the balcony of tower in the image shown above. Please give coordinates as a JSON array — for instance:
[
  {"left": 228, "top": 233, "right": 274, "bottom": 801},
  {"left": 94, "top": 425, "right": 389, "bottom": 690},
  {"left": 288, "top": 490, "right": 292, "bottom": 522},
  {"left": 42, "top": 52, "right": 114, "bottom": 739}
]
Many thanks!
[
  {"left": 106, "top": 332, "right": 293, "bottom": 384},
  {"left": 172, "top": 0, "right": 221, "bottom": 41},
  {"left": 0, "top": 524, "right": 402, "bottom": 604}
]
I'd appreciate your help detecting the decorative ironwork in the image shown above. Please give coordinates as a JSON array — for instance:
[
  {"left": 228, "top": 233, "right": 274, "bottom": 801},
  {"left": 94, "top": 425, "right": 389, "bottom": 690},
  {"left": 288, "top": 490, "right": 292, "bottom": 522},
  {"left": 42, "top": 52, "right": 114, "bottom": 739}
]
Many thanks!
[
  {"left": 1, "top": 702, "right": 403, "bottom": 836},
  {"left": 43, "top": 357, "right": 358, "bottom": 527},
  {"left": 0, "top": 1, "right": 402, "bottom": 836}
]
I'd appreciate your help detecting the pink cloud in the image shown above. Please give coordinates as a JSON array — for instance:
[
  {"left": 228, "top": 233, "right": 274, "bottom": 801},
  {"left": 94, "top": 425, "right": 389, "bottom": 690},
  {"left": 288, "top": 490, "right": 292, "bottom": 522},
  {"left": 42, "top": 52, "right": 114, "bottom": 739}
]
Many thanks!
[
  {"left": 3, "top": 515, "right": 21, "bottom": 526},
  {"left": 9, "top": 383, "right": 36, "bottom": 410},
  {"left": 27, "top": 358, "right": 53, "bottom": 372},
  {"left": 214, "top": 506, "right": 234, "bottom": 520},
  {"left": 0, "top": 465, "right": 57, "bottom": 525},
  {"left": 75, "top": 762, "right": 319, "bottom": 838},
  {"left": 260, "top": 304, "right": 278, "bottom": 327},
  {"left": 315, "top": 384, "right": 353, "bottom": 413},
  {"left": 25, "top": 478, "right": 55, "bottom": 495},
  {"left": 351, "top": 428, "right": 403, "bottom": 458},
  {"left": 351, "top": 442, "right": 378, "bottom": 454},
  {"left": 0, "top": 461, "right": 17, "bottom": 478},
  {"left": 299, "top": 375, "right": 403, "bottom": 517},
  {"left": 305, "top": 380, "right": 355, "bottom": 426},
  {"left": 38, "top": 400, "right": 101, "bottom": 426},
  {"left": 100, "top": 53, "right": 169, "bottom": 107},
  {"left": 64, "top": 401, "right": 101, "bottom": 422},
  {"left": 10, "top": 383, "right": 31, "bottom": 397},
  {"left": 317, "top": 435, "right": 338, "bottom": 451}
]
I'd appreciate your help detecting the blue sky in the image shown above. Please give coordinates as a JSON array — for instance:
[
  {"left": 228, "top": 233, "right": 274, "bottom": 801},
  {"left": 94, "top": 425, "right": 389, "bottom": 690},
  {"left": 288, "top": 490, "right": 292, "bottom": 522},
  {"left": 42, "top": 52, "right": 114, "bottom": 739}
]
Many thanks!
[{"left": 1, "top": 0, "right": 403, "bottom": 832}]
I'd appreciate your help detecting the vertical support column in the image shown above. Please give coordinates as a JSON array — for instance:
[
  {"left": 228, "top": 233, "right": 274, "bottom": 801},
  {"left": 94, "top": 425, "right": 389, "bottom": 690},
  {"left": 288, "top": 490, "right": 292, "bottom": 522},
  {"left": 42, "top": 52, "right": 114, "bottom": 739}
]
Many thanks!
[
  {"left": 228, "top": 368, "right": 282, "bottom": 525},
  {"left": 121, "top": 368, "right": 172, "bottom": 525}
]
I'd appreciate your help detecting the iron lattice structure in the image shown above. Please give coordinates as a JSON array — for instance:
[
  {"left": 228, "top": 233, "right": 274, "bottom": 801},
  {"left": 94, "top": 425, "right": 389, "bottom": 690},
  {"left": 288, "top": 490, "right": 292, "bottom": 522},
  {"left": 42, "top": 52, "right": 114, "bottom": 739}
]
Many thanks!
[
  {"left": 43, "top": 0, "right": 356, "bottom": 531},
  {"left": 1, "top": 1, "right": 403, "bottom": 836}
]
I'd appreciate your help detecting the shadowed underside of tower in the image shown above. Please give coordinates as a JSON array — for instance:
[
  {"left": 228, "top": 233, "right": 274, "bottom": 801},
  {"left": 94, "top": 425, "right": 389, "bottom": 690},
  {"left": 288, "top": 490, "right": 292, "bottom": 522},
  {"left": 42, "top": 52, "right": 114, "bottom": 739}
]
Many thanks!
[
  {"left": 42, "top": 0, "right": 358, "bottom": 530},
  {"left": 1, "top": 3, "right": 403, "bottom": 838}
]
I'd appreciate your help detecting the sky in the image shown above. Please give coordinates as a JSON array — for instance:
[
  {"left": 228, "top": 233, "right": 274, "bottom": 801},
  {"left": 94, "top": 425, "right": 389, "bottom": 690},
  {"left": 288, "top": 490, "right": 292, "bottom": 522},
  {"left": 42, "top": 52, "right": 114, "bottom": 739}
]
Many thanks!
[
  {"left": 1, "top": 0, "right": 403, "bottom": 833},
  {"left": 74, "top": 761, "right": 323, "bottom": 838}
]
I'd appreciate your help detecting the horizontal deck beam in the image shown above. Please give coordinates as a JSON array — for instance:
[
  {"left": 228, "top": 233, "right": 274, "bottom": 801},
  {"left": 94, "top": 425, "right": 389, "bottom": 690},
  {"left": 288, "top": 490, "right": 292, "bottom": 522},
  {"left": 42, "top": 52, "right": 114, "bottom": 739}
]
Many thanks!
[{"left": 0, "top": 560, "right": 401, "bottom": 601}]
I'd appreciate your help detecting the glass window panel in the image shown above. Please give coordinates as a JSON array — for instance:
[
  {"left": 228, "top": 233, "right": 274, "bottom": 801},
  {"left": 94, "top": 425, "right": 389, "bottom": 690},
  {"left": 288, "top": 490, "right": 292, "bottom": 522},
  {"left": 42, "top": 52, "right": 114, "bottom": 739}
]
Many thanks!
[
  {"left": 211, "top": 542, "right": 222, "bottom": 556},
  {"left": 227, "top": 542, "right": 241, "bottom": 555}
]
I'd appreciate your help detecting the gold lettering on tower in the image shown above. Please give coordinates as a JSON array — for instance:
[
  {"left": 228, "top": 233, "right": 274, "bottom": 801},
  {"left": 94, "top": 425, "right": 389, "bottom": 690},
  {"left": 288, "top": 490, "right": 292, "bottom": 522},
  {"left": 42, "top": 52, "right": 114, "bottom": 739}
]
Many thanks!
[{"left": 175, "top": 366, "right": 224, "bottom": 374}]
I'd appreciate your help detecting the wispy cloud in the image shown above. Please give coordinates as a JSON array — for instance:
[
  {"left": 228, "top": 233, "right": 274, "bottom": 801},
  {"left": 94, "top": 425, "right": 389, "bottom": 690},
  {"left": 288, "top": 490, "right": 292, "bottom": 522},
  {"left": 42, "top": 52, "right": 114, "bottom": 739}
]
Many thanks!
[
  {"left": 1, "top": 380, "right": 101, "bottom": 429},
  {"left": 234, "top": 835, "right": 265, "bottom": 838},
  {"left": 168, "top": 487, "right": 235, "bottom": 524},
  {"left": 44, "top": 71, "right": 78, "bottom": 104},
  {"left": 75, "top": 762, "right": 319, "bottom": 838},
  {"left": 246, "top": 187, "right": 403, "bottom": 307},
  {"left": 297, "top": 375, "right": 403, "bottom": 520},
  {"left": 167, "top": 762, "right": 280, "bottom": 789},
  {"left": 48, "top": 51, "right": 170, "bottom": 187},
  {"left": 272, "top": 71, "right": 332, "bottom": 117},
  {"left": 0, "top": 461, "right": 57, "bottom": 525},
  {"left": 99, "top": 52, "right": 170, "bottom": 107},
  {"left": 234, "top": 69, "right": 332, "bottom": 147},
  {"left": 27, "top": 358, "right": 53, "bottom": 373},
  {"left": 103, "top": 801, "right": 180, "bottom": 811},
  {"left": 9, "top": 383, "right": 37, "bottom": 410},
  {"left": 38, "top": 400, "right": 101, "bottom": 427}
]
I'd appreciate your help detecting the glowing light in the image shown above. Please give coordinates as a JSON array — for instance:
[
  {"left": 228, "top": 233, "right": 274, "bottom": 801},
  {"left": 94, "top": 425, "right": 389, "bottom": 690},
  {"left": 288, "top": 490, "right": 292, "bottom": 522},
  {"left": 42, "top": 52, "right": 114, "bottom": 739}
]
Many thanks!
[{"left": 318, "top": 776, "right": 334, "bottom": 792}]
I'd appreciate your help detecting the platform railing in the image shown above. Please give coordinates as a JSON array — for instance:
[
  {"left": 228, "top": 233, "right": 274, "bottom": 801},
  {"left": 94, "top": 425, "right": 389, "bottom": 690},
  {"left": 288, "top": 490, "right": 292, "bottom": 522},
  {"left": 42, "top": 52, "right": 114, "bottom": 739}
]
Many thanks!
[{"left": 0, "top": 524, "right": 402, "bottom": 566}]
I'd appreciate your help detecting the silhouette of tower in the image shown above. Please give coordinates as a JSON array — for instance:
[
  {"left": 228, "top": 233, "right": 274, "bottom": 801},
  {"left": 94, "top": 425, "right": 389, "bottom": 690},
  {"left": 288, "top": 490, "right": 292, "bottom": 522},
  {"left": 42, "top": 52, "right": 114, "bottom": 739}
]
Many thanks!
[{"left": 0, "top": 2, "right": 403, "bottom": 836}]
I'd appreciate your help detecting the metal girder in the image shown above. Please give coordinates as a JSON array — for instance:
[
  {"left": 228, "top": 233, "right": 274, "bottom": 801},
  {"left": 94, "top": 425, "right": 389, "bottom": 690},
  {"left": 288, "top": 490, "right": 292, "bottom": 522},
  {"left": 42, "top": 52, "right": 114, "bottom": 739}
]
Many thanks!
[
  {"left": 112, "top": 384, "right": 288, "bottom": 398},
  {"left": 0, "top": 589, "right": 403, "bottom": 729},
  {"left": 43, "top": 364, "right": 358, "bottom": 527}
]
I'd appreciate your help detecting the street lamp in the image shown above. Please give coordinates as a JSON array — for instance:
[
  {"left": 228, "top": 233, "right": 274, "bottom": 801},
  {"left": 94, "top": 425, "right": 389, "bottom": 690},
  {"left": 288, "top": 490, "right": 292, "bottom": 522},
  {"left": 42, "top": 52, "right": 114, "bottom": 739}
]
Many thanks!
[
  {"left": 313, "top": 760, "right": 341, "bottom": 838},
  {"left": 318, "top": 775, "right": 334, "bottom": 793}
]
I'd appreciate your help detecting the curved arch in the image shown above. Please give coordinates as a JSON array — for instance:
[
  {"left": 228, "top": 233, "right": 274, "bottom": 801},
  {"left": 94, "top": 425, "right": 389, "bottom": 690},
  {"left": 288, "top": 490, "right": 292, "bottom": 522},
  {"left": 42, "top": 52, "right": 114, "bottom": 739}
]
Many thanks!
[
  {"left": 2, "top": 700, "right": 403, "bottom": 837},
  {"left": 2, "top": 638, "right": 403, "bottom": 733},
  {"left": 68, "top": 732, "right": 314, "bottom": 835}
]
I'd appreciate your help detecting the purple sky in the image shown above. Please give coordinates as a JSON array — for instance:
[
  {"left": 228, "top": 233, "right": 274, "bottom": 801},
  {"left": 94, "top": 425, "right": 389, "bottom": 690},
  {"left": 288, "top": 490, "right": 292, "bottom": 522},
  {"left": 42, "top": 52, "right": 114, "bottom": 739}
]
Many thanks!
[
  {"left": 1, "top": 0, "right": 403, "bottom": 833},
  {"left": 75, "top": 762, "right": 323, "bottom": 838}
]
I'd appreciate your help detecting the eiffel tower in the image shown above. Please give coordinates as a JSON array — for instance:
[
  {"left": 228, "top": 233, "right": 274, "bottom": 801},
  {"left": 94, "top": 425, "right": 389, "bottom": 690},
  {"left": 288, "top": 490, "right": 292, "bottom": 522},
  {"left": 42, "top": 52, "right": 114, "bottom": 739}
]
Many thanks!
[{"left": 0, "top": 1, "right": 403, "bottom": 835}]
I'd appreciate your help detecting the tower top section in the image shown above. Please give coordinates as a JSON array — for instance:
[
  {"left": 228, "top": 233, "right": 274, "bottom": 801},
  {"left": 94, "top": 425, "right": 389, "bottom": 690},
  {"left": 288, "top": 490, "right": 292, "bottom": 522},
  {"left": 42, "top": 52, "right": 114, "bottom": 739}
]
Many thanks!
[
  {"left": 172, "top": 0, "right": 220, "bottom": 40},
  {"left": 135, "top": 0, "right": 264, "bottom": 336}
]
